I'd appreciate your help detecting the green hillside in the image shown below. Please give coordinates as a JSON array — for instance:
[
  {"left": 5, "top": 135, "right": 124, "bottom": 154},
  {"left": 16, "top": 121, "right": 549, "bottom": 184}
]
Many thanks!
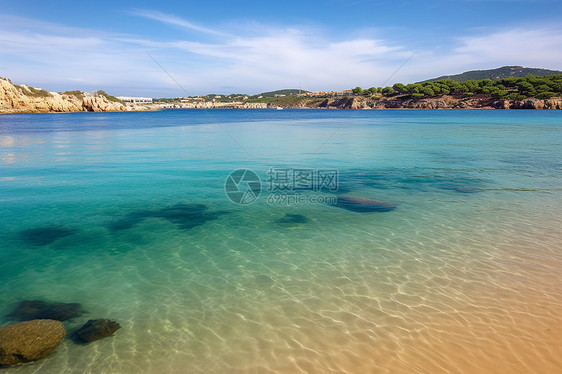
[
  {"left": 352, "top": 74, "right": 562, "bottom": 100},
  {"left": 250, "top": 89, "right": 306, "bottom": 98},
  {"left": 422, "top": 66, "right": 562, "bottom": 83}
]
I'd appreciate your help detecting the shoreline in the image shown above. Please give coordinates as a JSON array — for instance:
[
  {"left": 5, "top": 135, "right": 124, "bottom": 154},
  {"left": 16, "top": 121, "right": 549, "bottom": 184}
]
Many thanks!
[
  {"left": 2, "top": 105, "right": 561, "bottom": 115},
  {"left": 3, "top": 96, "right": 561, "bottom": 115},
  {"left": 2, "top": 76, "right": 561, "bottom": 115}
]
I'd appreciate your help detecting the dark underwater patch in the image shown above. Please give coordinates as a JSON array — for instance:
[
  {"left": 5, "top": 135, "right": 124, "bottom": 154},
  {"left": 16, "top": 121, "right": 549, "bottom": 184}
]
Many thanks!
[
  {"left": 334, "top": 195, "right": 396, "bottom": 213},
  {"left": 276, "top": 213, "right": 308, "bottom": 227},
  {"left": 19, "top": 225, "right": 77, "bottom": 246},
  {"left": 339, "top": 169, "right": 486, "bottom": 194},
  {"left": 109, "top": 203, "right": 229, "bottom": 231},
  {"left": 436, "top": 184, "right": 482, "bottom": 193},
  {"left": 8, "top": 300, "right": 82, "bottom": 321}
]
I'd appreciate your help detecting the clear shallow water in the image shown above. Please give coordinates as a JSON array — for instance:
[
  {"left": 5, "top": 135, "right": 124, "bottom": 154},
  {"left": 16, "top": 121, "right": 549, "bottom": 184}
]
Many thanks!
[{"left": 0, "top": 109, "right": 561, "bottom": 373}]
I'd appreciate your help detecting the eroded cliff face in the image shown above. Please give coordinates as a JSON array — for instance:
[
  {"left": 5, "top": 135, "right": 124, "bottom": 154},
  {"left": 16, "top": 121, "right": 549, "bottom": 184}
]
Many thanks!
[
  {"left": 0, "top": 77, "right": 125, "bottom": 114},
  {"left": 316, "top": 95, "right": 562, "bottom": 110}
]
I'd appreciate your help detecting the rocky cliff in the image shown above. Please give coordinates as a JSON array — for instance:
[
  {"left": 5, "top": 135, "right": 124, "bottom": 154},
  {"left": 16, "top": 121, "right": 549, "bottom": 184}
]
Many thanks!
[
  {"left": 316, "top": 94, "right": 562, "bottom": 110},
  {"left": 0, "top": 77, "right": 125, "bottom": 114},
  {"left": 0, "top": 77, "right": 268, "bottom": 114}
]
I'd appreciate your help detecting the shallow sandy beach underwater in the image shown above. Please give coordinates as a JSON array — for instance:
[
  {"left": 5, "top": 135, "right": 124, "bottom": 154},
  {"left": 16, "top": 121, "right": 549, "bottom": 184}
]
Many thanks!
[{"left": 0, "top": 109, "right": 560, "bottom": 373}]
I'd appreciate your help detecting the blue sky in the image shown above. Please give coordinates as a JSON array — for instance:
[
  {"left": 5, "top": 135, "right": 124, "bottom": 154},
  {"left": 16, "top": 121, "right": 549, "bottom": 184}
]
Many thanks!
[{"left": 1, "top": 0, "right": 561, "bottom": 96}]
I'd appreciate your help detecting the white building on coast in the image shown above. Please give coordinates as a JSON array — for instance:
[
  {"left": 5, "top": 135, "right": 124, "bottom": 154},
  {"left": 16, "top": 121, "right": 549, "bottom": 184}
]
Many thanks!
[{"left": 117, "top": 96, "right": 153, "bottom": 104}]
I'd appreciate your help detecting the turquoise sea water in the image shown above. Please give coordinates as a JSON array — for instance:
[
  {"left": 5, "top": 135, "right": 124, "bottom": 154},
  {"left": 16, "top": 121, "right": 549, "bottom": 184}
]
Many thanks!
[{"left": 0, "top": 109, "right": 561, "bottom": 373}]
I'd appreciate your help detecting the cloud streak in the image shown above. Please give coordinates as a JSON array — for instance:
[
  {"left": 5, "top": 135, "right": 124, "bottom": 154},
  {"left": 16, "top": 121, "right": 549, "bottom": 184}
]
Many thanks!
[
  {"left": 130, "top": 9, "right": 228, "bottom": 37},
  {"left": 398, "top": 26, "right": 562, "bottom": 81},
  {"left": 455, "top": 27, "right": 562, "bottom": 67}
]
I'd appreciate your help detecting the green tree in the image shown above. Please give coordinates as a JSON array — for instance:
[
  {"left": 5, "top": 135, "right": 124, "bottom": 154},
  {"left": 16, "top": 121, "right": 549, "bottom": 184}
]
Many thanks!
[
  {"left": 491, "top": 88, "right": 508, "bottom": 99},
  {"left": 463, "top": 80, "right": 479, "bottom": 93},
  {"left": 517, "top": 81, "right": 535, "bottom": 97},
  {"left": 392, "top": 83, "right": 407, "bottom": 94},
  {"left": 381, "top": 86, "right": 395, "bottom": 96},
  {"left": 421, "top": 86, "right": 435, "bottom": 96},
  {"left": 536, "top": 84, "right": 551, "bottom": 93},
  {"left": 536, "top": 91, "right": 556, "bottom": 99},
  {"left": 479, "top": 78, "right": 493, "bottom": 87},
  {"left": 406, "top": 83, "right": 423, "bottom": 95}
]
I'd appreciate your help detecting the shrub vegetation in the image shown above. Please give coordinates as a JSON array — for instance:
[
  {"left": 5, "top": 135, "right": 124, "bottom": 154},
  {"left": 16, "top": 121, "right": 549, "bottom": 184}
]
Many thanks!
[
  {"left": 93, "top": 90, "right": 123, "bottom": 104},
  {"left": 16, "top": 85, "right": 52, "bottom": 98},
  {"left": 352, "top": 74, "right": 562, "bottom": 100},
  {"left": 61, "top": 90, "right": 84, "bottom": 100}
]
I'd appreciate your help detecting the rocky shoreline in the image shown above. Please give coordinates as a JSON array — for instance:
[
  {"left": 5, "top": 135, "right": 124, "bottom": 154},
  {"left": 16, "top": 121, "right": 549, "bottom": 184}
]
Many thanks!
[
  {"left": 0, "top": 77, "right": 270, "bottom": 114},
  {"left": 0, "top": 77, "right": 126, "bottom": 114},
  {"left": 2, "top": 77, "right": 560, "bottom": 115},
  {"left": 311, "top": 94, "right": 562, "bottom": 110}
]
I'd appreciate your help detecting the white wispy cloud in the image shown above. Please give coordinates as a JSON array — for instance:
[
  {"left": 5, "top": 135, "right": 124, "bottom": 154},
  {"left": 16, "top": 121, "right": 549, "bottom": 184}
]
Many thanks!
[
  {"left": 130, "top": 9, "right": 228, "bottom": 37},
  {"left": 454, "top": 27, "right": 562, "bottom": 67},
  {"left": 394, "top": 26, "right": 562, "bottom": 82},
  {"left": 0, "top": 15, "right": 166, "bottom": 93}
]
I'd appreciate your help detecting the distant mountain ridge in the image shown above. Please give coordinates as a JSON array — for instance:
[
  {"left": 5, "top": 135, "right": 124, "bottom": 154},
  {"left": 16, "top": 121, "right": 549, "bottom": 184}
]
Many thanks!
[{"left": 422, "top": 66, "right": 562, "bottom": 83}]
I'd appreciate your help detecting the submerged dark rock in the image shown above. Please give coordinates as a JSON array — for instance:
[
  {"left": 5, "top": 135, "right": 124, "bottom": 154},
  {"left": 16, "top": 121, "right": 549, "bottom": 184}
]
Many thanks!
[
  {"left": 9, "top": 300, "right": 82, "bottom": 321},
  {"left": 156, "top": 203, "right": 224, "bottom": 229},
  {"left": 19, "top": 225, "right": 77, "bottom": 246},
  {"left": 339, "top": 169, "right": 486, "bottom": 194},
  {"left": 0, "top": 319, "right": 66, "bottom": 366},
  {"left": 276, "top": 213, "right": 308, "bottom": 227},
  {"left": 334, "top": 195, "right": 396, "bottom": 213},
  {"left": 437, "top": 184, "right": 481, "bottom": 193},
  {"left": 73, "top": 319, "right": 121, "bottom": 343},
  {"left": 109, "top": 203, "right": 229, "bottom": 231}
]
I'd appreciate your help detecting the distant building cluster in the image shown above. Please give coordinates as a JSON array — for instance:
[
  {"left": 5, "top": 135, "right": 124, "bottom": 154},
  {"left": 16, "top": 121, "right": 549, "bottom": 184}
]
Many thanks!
[
  {"left": 281, "top": 90, "right": 354, "bottom": 98},
  {"left": 117, "top": 96, "right": 153, "bottom": 104},
  {"left": 305, "top": 89, "right": 353, "bottom": 97},
  {"left": 180, "top": 97, "right": 205, "bottom": 103}
]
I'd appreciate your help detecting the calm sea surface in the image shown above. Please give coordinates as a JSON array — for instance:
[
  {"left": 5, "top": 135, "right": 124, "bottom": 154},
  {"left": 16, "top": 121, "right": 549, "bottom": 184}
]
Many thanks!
[{"left": 0, "top": 109, "right": 561, "bottom": 373}]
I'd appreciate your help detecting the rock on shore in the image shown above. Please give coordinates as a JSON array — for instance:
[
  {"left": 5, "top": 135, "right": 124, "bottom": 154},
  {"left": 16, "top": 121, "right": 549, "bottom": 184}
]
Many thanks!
[{"left": 0, "top": 319, "right": 66, "bottom": 366}]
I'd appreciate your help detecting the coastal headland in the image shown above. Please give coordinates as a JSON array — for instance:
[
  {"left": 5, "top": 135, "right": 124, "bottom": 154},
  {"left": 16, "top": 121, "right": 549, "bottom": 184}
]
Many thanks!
[{"left": 2, "top": 71, "right": 561, "bottom": 114}]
